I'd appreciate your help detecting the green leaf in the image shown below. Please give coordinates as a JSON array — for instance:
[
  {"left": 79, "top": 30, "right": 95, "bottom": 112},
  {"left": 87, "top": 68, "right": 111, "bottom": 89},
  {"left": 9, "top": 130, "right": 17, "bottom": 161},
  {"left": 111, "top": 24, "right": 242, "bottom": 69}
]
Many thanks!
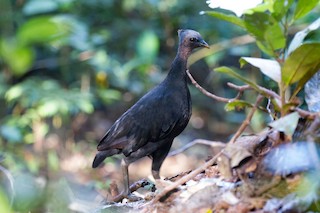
[
  {"left": 256, "top": 40, "right": 275, "bottom": 57},
  {"left": 294, "top": 0, "right": 319, "bottom": 20},
  {"left": 214, "top": 66, "right": 261, "bottom": 92},
  {"left": 287, "top": 18, "right": 320, "bottom": 56},
  {"left": 225, "top": 100, "right": 253, "bottom": 111},
  {"left": 272, "top": 0, "right": 294, "bottom": 21},
  {"left": 240, "top": 57, "right": 281, "bottom": 83},
  {"left": 264, "top": 23, "right": 286, "bottom": 50},
  {"left": 0, "top": 188, "right": 12, "bottom": 213},
  {"left": 136, "top": 30, "right": 159, "bottom": 63},
  {"left": 0, "top": 39, "right": 34, "bottom": 76},
  {"left": 204, "top": 11, "right": 245, "bottom": 29},
  {"left": 268, "top": 112, "right": 300, "bottom": 137},
  {"left": 243, "top": 12, "right": 270, "bottom": 40},
  {"left": 244, "top": 12, "right": 286, "bottom": 54},
  {"left": 17, "top": 16, "right": 69, "bottom": 45},
  {"left": 282, "top": 43, "right": 320, "bottom": 87}
]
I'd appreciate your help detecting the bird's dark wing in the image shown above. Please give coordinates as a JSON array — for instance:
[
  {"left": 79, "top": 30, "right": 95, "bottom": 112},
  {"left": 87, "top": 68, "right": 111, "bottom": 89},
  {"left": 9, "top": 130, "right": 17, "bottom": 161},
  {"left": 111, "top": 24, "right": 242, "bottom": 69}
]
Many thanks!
[{"left": 96, "top": 84, "right": 190, "bottom": 156}]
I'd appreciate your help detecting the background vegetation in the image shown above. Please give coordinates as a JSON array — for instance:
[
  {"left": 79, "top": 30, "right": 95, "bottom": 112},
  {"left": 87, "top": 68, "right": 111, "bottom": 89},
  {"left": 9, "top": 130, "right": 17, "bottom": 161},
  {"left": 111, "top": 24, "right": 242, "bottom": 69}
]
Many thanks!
[{"left": 0, "top": 0, "right": 319, "bottom": 212}]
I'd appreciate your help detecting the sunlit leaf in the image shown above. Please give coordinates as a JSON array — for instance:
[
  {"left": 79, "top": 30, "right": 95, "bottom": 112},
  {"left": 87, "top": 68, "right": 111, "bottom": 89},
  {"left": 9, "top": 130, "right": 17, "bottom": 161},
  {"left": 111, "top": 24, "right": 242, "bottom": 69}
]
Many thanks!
[
  {"left": 287, "top": 18, "right": 320, "bottom": 56},
  {"left": 17, "top": 16, "right": 69, "bottom": 45},
  {"left": 204, "top": 11, "right": 245, "bottom": 28},
  {"left": 0, "top": 188, "right": 12, "bottom": 213},
  {"left": 225, "top": 100, "right": 253, "bottom": 111},
  {"left": 264, "top": 23, "right": 286, "bottom": 50},
  {"left": 37, "top": 100, "right": 60, "bottom": 117},
  {"left": 214, "top": 66, "right": 261, "bottom": 92},
  {"left": 294, "top": 0, "right": 319, "bottom": 20},
  {"left": 97, "top": 89, "right": 122, "bottom": 104},
  {"left": 240, "top": 57, "right": 281, "bottom": 83},
  {"left": 243, "top": 12, "right": 286, "bottom": 54},
  {"left": 256, "top": 40, "right": 275, "bottom": 56},
  {"left": 136, "top": 30, "right": 159, "bottom": 63},
  {"left": 268, "top": 112, "right": 300, "bottom": 137},
  {"left": 272, "top": 0, "right": 294, "bottom": 21},
  {"left": 243, "top": 12, "right": 269, "bottom": 40},
  {"left": 282, "top": 43, "right": 320, "bottom": 87},
  {"left": 0, "top": 39, "right": 34, "bottom": 76}
]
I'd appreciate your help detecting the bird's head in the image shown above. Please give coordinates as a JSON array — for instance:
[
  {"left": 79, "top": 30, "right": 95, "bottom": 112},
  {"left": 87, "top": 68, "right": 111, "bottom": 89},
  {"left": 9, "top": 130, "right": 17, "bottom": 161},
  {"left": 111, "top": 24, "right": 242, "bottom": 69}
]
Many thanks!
[{"left": 178, "top": 29, "right": 209, "bottom": 51}]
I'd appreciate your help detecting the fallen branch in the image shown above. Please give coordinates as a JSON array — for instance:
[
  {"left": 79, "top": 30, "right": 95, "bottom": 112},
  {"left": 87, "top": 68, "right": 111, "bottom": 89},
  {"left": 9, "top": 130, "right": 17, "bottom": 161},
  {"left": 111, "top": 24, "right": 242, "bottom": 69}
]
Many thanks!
[
  {"left": 186, "top": 69, "right": 239, "bottom": 102},
  {"left": 168, "top": 139, "right": 225, "bottom": 156},
  {"left": 148, "top": 149, "right": 224, "bottom": 205}
]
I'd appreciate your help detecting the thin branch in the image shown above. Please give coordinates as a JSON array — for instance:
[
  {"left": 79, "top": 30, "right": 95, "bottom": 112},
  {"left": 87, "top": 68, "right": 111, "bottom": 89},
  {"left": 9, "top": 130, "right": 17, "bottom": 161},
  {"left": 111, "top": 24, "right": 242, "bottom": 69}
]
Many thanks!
[
  {"left": 226, "top": 82, "right": 281, "bottom": 101},
  {"left": 168, "top": 139, "right": 226, "bottom": 157},
  {"left": 148, "top": 149, "right": 224, "bottom": 205},
  {"left": 229, "top": 95, "right": 264, "bottom": 143},
  {"left": 186, "top": 70, "right": 239, "bottom": 102},
  {"left": 187, "top": 70, "right": 281, "bottom": 105}
]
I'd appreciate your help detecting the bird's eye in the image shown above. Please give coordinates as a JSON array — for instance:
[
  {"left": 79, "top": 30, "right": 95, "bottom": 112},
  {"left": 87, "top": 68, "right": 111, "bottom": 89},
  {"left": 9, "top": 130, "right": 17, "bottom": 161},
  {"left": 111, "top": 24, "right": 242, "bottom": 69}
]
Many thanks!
[{"left": 190, "top": 37, "right": 196, "bottom": 42}]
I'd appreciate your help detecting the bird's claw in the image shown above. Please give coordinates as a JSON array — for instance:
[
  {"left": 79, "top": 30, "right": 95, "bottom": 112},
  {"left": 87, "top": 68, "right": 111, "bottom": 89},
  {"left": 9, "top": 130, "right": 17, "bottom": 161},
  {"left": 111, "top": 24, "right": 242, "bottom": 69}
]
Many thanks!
[{"left": 155, "top": 179, "right": 173, "bottom": 192}]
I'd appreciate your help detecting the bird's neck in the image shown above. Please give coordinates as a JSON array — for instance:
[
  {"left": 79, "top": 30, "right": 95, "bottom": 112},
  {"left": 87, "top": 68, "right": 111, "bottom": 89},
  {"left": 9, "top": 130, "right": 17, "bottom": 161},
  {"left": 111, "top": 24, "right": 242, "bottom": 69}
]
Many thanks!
[{"left": 166, "top": 49, "right": 191, "bottom": 82}]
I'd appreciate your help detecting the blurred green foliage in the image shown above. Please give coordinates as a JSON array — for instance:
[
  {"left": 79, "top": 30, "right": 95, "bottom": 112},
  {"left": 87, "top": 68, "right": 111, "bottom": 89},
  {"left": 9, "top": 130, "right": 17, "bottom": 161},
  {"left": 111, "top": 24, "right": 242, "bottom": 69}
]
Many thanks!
[{"left": 0, "top": 0, "right": 319, "bottom": 212}]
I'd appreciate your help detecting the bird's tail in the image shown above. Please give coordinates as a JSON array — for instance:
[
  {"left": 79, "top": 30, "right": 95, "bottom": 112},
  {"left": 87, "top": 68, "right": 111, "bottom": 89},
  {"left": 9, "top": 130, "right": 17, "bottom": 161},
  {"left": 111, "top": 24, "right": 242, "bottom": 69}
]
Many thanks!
[{"left": 92, "top": 149, "right": 120, "bottom": 168}]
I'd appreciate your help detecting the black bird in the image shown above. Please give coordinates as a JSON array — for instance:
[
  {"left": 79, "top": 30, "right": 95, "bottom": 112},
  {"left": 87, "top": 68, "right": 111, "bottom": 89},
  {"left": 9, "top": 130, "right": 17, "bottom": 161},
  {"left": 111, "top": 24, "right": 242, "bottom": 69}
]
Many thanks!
[{"left": 93, "top": 29, "right": 209, "bottom": 199}]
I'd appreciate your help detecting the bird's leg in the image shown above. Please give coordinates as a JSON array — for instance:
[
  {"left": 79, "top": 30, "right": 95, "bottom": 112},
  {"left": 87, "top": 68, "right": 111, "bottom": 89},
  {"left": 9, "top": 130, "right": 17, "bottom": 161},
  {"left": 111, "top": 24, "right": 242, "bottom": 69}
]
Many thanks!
[
  {"left": 121, "top": 159, "right": 130, "bottom": 196},
  {"left": 119, "top": 159, "right": 141, "bottom": 202},
  {"left": 151, "top": 140, "right": 174, "bottom": 191}
]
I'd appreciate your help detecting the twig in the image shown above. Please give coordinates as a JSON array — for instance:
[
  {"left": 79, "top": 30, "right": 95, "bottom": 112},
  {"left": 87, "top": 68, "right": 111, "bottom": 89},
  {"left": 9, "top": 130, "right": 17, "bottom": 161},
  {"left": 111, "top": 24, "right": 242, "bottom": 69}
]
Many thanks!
[
  {"left": 148, "top": 149, "right": 224, "bottom": 204},
  {"left": 186, "top": 70, "right": 239, "bottom": 103},
  {"left": 227, "top": 82, "right": 281, "bottom": 101},
  {"left": 229, "top": 95, "right": 264, "bottom": 143},
  {"left": 293, "top": 107, "right": 317, "bottom": 119},
  {"left": 187, "top": 70, "right": 281, "bottom": 104},
  {"left": 168, "top": 139, "right": 225, "bottom": 156}
]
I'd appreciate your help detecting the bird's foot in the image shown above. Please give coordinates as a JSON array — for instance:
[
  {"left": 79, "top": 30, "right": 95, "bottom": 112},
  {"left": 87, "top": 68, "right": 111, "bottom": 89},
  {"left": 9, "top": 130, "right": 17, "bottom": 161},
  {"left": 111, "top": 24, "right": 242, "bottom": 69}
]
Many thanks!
[
  {"left": 112, "top": 191, "right": 142, "bottom": 203},
  {"left": 124, "top": 193, "right": 143, "bottom": 202},
  {"left": 155, "top": 179, "right": 173, "bottom": 193}
]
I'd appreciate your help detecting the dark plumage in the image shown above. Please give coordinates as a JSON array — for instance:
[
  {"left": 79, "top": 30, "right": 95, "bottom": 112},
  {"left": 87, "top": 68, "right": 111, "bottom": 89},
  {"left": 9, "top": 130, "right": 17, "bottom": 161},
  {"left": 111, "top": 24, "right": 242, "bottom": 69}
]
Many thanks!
[{"left": 93, "top": 29, "right": 209, "bottom": 198}]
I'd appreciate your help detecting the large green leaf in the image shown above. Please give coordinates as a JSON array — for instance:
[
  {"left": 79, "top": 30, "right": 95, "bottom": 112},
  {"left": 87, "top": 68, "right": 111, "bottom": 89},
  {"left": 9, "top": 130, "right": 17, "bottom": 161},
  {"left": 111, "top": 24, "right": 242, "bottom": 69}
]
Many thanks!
[
  {"left": 272, "top": 0, "right": 294, "bottom": 21},
  {"left": 287, "top": 18, "right": 320, "bottom": 56},
  {"left": 243, "top": 12, "right": 269, "bottom": 40},
  {"left": 17, "top": 16, "right": 69, "bottom": 45},
  {"left": 136, "top": 30, "right": 159, "bottom": 63},
  {"left": 294, "top": 0, "right": 319, "bottom": 20},
  {"left": 0, "top": 39, "right": 34, "bottom": 76},
  {"left": 214, "top": 66, "right": 261, "bottom": 92},
  {"left": 204, "top": 11, "right": 246, "bottom": 29},
  {"left": 264, "top": 23, "right": 286, "bottom": 50},
  {"left": 240, "top": 57, "right": 281, "bottom": 83},
  {"left": 282, "top": 43, "right": 320, "bottom": 87},
  {"left": 243, "top": 12, "right": 286, "bottom": 54}
]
